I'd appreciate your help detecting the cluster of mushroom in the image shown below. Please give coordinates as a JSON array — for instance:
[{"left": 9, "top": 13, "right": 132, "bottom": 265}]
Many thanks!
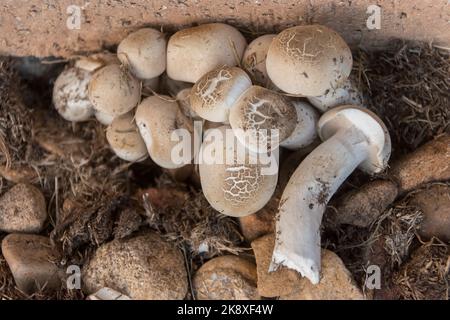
[{"left": 52, "top": 23, "right": 391, "bottom": 285}]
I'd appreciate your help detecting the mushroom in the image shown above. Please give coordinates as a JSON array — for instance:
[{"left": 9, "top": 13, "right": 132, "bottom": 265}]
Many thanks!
[
  {"left": 270, "top": 105, "right": 391, "bottom": 284},
  {"left": 166, "top": 23, "right": 247, "bottom": 83},
  {"left": 190, "top": 66, "right": 252, "bottom": 123},
  {"left": 94, "top": 111, "right": 115, "bottom": 126},
  {"left": 88, "top": 64, "right": 141, "bottom": 118},
  {"left": 228, "top": 86, "right": 297, "bottom": 153},
  {"left": 176, "top": 87, "right": 201, "bottom": 120},
  {"left": 266, "top": 25, "right": 352, "bottom": 96},
  {"left": 280, "top": 100, "right": 319, "bottom": 150},
  {"left": 135, "top": 95, "right": 198, "bottom": 169},
  {"left": 106, "top": 112, "right": 148, "bottom": 162},
  {"left": 117, "top": 28, "right": 166, "bottom": 80},
  {"left": 199, "top": 125, "right": 278, "bottom": 217},
  {"left": 52, "top": 67, "right": 94, "bottom": 122},
  {"left": 241, "top": 34, "right": 276, "bottom": 88},
  {"left": 307, "top": 79, "right": 364, "bottom": 112},
  {"left": 75, "top": 52, "right": 120, "bottom": 72}
]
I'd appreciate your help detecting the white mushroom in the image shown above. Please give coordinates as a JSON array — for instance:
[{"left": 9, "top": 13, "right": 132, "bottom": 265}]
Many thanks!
[
  {"left": 135, "top": 95, "right": 198, "bottom": 169},
  {"left": 88, "top": 64, "right": 141, "bottom": 118},
  {"left": 117, "top": 28, "right": 166, "bottom": 80},
  {"left": 75, "top": 52, "right": 120, "bottom": 72},
  {"left": 307, "top": 79, "right": 364, "bottom": 112},
  {"left": 167, "top": 23, "right": 247, "bottom": 83},
  {"left": 95, "top": 111, "right": 115, "bottom": 126},
  {"left": 241, "top": 34, "right": 276, "bottom": 88},
  {"left": 190, "top": 66, "right": 252, "bottom": 123},
  {"left": 52, "top": 67, "right": 94, "bottom": 122},
  {"left": 106, "top": 113, "right": 148, "bottom": 162},
  {"left": 280, "top": 100, "right": 319, "bottom": 150},
  {"left": 228, "top": 86, "right": 297, "bottom": 153},
  {"left": 266, "top": 25, "right": 352, "bottom": 96},
  {"left": 199, "top": 125, "right": 278, "bottom": 217},
  {"left": 270, "top": 105, "right": 391, "bottom": 284}
]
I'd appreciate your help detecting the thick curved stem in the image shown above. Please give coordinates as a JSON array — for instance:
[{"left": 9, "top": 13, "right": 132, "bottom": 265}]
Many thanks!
[{"left": 270, "top": 125, "right": 369, "bottom": 284}]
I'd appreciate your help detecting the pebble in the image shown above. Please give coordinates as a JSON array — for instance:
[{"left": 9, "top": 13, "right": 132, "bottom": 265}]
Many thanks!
[
  {"left": 0, "top": 183, "right": 47, "bottom": 233},
  {"left": 1, "top": 233, "right": 62, "bottom": 294},
  {"left": 82, "top": 232, "right": 188, "bottom": 300},
  {"left": 193, "top": 255, "right": 259, "bottom": 300}
]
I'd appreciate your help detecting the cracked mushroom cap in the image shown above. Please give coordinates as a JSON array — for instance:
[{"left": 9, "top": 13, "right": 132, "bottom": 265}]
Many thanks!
[
  {"left": 190, "top": 66, "right": 252, "bottom": 123},
  {"left": 318, "top": 105, "right": 391, "bottom": 174},
  {"left": 117, "top": 28, "right": 166, "bottom": 80},
  {"left": 106, "top": 112, "right": 148, "bottom": 162},
  {"left": 242, "top": 34, "right": 276, "bottom": 87},
  {"left": 88, "top": 64, "right": 141, "bottom": 118},
  {"left": 135, "top": 95, "right": 196, "bottom": 169},
  {"left": 307, "top": 78, "right": 363, "bottom": 112},
  {"left": 266, "top": 25, "right": 352, "bottom": 96},
  {"left": 52, "top": 67, "right": 94, "bottom": 122},
  {"left": 229, "top": 86, "right": 297, "bottom": 153},
  {"left": 166, "top": 23, "right": 247, "bottom": 83},
  {"left": 199, "top": 126, "right": 278, "bottom": 217}
]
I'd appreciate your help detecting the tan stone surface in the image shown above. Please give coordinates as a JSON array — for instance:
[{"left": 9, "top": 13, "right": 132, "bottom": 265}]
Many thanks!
[{"left": 1, "top": 1, "right": 448, "bottom": 57}]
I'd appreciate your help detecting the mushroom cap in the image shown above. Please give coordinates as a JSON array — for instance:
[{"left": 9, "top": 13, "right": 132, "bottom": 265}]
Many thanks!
[
  {"left": 199, "top": 126, "right": 278, "bottom": 217},
  {"left": 242, "top": 34, "right": 276, "bottom": 87},
  {"left": 318, "top": 105, "right": 391, "bottom": 174},
  {"left": 52, "top": 67, "right": 94, "bottom": 122},
  {"left": 307, "top": 78, "right": 363, "bottom": 112},
  {"left": 229, "top": 86, "right": 297, "bottom": 153},
  {"left": 280, "top": 100, "right": 319, "bottom": 150},
  {"left": 166, "top": 23, "right": 247, "bottom": 83},
  {"left": 88, "top": 64, "right": 141, "bottom": 117},
  {"left": 176, "top": 87, "right": 201, "bottom": 120},
  {"left": 106, "top": 112, "right": 148, "bottom": 162},
  {"left": 266, "top": 25, "right": 352, "bottom": 96},
  {"left": 135, "top": 95, "right": 194, "bottom": 169},
  {"left": 95, "top": 110, "right": 115, "bottom": 126},
  {"left": 190, "top": 66, "right": 252, "bottom": 123},
  {"left": 117, "top": 28, "right": 166, "bottom": 79},
  {"left": 75, "top": 52, "right": 120, "bottom": 72}
]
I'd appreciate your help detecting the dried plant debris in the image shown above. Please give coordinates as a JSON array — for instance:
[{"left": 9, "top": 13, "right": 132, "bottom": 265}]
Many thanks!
[
  {"left": 142, "top": 174, "right": 244, "bottom": 260},
  {"left": 355, "top": 42, "right": 450, "bottom": 153},
  {"left": 394, "top": 241, "right": 449, "bottom": 300},
  {"left": 0, "top": 58, "right": 33, "bottom": 175}
]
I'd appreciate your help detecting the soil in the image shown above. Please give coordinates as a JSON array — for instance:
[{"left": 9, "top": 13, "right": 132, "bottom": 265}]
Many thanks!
[{"left": 0, "top": 33, "right": 449, "bottom": 299}]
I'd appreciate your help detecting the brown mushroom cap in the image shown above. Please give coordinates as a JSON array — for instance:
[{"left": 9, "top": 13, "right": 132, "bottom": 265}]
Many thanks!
[
  {"left": 229, "top": 85, "right": 297, "bottom": 153},
  {"left": 190, "top": 66, "right": 252, "bottom": 123},
  {"left": 117, "top": 28, "right": 166, "bottom": 80},
  {"left": 106, "top": 113, "right": 148, "bottom": 162},
  {"left": 199, "top": 126, "right": 278, "bottom": 217},
  {"left": 166, "top": 23, "right": 247, "bottom": 83},
  {"left": 135, "top": 95, "right": 196, "bottom": 169},
  {"left": 266, "top": 25, "right": 352, "bottom": 96},
  {"left": 88, "top": 64, "right": 141, "bottom": 117}
]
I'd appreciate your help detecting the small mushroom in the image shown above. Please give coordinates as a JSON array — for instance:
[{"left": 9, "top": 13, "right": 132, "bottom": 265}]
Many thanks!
[
  {"left": 52, "top": 67, "right": 94, "bottom": 122},
  {"left": 106, "top": 113, "right": 148, "bottom": 162},
  {"left": 241, "top": 34, "right": 276, "bottom": 87},
  {"left": 271, "top": 105, "right": 391, "bottom": 284},
  {"left": 199, "top": 126, "right": 278, "bottom": 217},
  {"left": 167, "top": 23, "right": 247, "bottom": 83},
  {"left": 266, "top": 25, "right": 352, "bottom": 96},
  {"left": 228, "top": 85, "right": 297, "bottom": 153},
  {"left": 117, "top": 28, "right": 166, "bottom": 80},
  {"left": 75, "top": 52, "right": 120, "bottom": 72},
  {"left": 280, "top": 100, "right": 319, "bottom": 150},
  {"left": 190, "top": 66, "right": 252, "bottom": 123},
  {"left": 95, "top": 110, "right": 115, "bottom": 126},
  {"left": 176, "top": 87, "right": 202, "bottom": 120},
  {"left": 307, "top": 78, "right": 364, "bottom": 112},
  {"left": 135, "top": 95, "right": 197, "bottom": 169},
  {"left": 88, "top": 64, "right": 141, "bottom": 118}
]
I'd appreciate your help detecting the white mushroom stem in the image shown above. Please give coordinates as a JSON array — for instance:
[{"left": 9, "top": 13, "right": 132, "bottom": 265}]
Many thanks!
[{"left": 270, "top": 125, "right": 370, "bottom": 284}]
